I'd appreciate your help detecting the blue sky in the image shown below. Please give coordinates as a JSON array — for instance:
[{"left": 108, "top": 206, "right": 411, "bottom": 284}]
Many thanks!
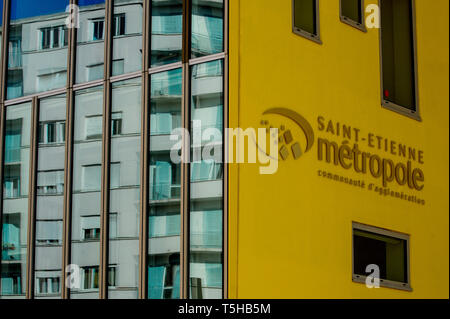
[{"left": 10, "top": 0, "right": 105, "bottom": 21}]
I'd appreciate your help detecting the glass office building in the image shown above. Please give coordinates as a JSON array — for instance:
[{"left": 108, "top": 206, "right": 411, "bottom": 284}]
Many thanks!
[{"left": 0, "top": 0, "right": 228, "bottom": 299}]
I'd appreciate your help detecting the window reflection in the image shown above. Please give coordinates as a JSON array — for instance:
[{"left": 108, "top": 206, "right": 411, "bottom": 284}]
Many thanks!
[
  {"left": 108, "top": 77, "right": 141, "bottom": 299},
  {"left": 76, "top": 0, "right": 106, "bottom": 84},
  {"left": 34, "top": 94, "right": 66, "bottom": 299},
  {"left": 151, "top": 0, "right": 182, "bottom": 67},
  {"left": 7, "top": 0, "right": 69, "bottom": 99},
  {"left": 191, "top": 0, "right": 224, "bottom": 58},
  {"left": 148, "top": 68, "right": 182, "bottom": 299},
  {"left": 189, "top": 60, "right": 223, "bottom": 299},
  {"left": 1, "top": 102, "right": 32, "bottom": 298},
  {"left": 112, "top": 0, "right": 143, "bottom": 76},
  {"left": 70, "top": 86, "right": 103, "bottom": 299}
]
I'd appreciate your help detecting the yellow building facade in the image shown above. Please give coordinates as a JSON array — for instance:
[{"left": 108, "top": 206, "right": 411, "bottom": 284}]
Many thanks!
[{"left": 228, "top": 0, "right": 449, "bottom": 298}]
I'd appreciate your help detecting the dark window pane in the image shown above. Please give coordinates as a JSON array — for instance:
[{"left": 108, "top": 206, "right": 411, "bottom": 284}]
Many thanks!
[
  {"left": 341, "top": 0, "right": 362, "bottom": 24},
  {"left": 381, "top": 0, "right": 416, "bottom": 111},
  {"left": 294, "top": 0, "right": 317, "bottom": 35},
  {"left": 353, "top": 229, "right": 408, "bottom": 283},
  {"left": 52, "top": 27, "right": 60, "bottom": 48}
]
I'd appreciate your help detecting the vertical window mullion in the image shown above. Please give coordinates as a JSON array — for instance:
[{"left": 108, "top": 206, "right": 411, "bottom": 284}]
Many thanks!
[
  {"left": 99, "top": 0, "right": 113, "bottom": 299},
  {"left": 25, "top": 97, "right": 39, "bottom": 298},
  {"left": 138, "top": 0, "right": 150, "bottom": 299},
  {"left": 0, "top": 0, "right": 9, "bottom": 295},
  {"left": 180, "top": 0, "right": 191, "bottom": 299},
  {"left": 61, "top": 0, "right": 77, "bottom": 299}
]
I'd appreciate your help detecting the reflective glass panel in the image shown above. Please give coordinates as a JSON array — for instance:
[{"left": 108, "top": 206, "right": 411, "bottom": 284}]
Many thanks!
[
  {"left": 151, "top": 0, "right": 182, "bottom": 67},
  {"left": 1, "top": 102, "right": 32, "bottom": 298},
  {"left": 34, "top": 94, "right": 66, "bottom": 299},
  {"left": 112, "top": 0, "right": 143, "bottom": 76},
  {"left": 76, "top": 0, "right": 106, "bottom": 84},
  {"left": 148, "top": 68, "right": 182, "bottom": 299},
  {"left": 191, "top": 0, "right": 224, "bottom": 58},
  {"left": 108, "top": 77, "right": 141, "bottom": 299},
  {"left": 189, "top": 60, "right": 223, "bottom": 299},
  {"left": 70, "top": 86, "right": 103, "bottom": 299},
  {"left": 7, "top": 0, "right": 70, "bottom": 99}
]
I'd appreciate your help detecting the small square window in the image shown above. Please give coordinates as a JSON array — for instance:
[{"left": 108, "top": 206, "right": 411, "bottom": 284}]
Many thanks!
[{"left": 352, "top": 222, "right": 411, "bottom": 291}]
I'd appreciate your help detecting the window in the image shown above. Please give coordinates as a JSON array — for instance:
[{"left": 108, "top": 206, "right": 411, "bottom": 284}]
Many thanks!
[
  {"left": 113, "top": 14, "right": 126, "bottom": 36},
  {"left": 37, "top": 71, "right": 67, "bottom": 93},
  {"left": 4, "top": 164, "right": 20, "bottom": 198},
  {"left": 87, "top": 64, "right": 104, "bottom": 82},
  {"left": 380, "top": 0, "right": 418, "bottom": 118},
  {"left": 36, "top": 220, "right": 63, "bottom": 245},
  {"left": 91, "top": 14, "right": 125, "bottom": 41},
  {"left": 39, "top": 121, "right": 65, "bottom": 144},
  {"left": 81, "top": 266, "right": 116, "bottom": 290},
  {"left": 1, "top": 265, "right": 23, "bottom": 295},
  {"left": 191, "top": 0, "right": 224, "bottom": 58},
  {"left": 81, "top": 216, "right": 100, "bottom": 241},
  {"left": 36, "top": 277, "right": 60, "bottom": 294},
  {"left": 352, "top": 222, "right": 411, "bottom": 291},
  {"left": 150, "top": 113, "right": 172, "bottom": 135},
  {"left": 85, "top": 115, "right": 102, "bottom": 140},
  {"left": 5, "top": 118, "right": 22, "bottom": 163},
  {"left": 87, "top": 60, "right": 124, "bottom": 81},
  {"left": 37, "top": 170, "right": 64, "bottom": 195},
  {"left": 112, "top": 59, "right": 124, "bottom": 76},
  {"left": 108, "top": 266, "right": 117, "bottom": 287},
  {"left": 148, "top": 264, "right": 180, "bottom": 299},
  {"left": 191, "top": 161, "right": 223, "bottom": 182},
  {"left": 340, "top": 0, "right": 366, "bottom": 31},
  {"left": 82, "top": 165, "right": 101, "bottom": 191},
  {"left": 2, "top": 214, "right": 21, "bottom": 261},
  {"left": 110, "top": 162, "right": 121, "bottom": 189},
  {"left": 40, "top": 26, "right": 68, "bottom": 50},
  {"left": 292, "top": 0, "right": 321, "bottom": 43},
  {"left": 150, "top": 161, "right": 172, "bottom": 200},
  {"left": 111, "top": 112, "right": 122, "bottom": 136},
  {"left": 82, "top": 266, "right": 100, "bottom": 290},
  {"left": 92, "top": 19, "right": 105, "bottom": 41}
]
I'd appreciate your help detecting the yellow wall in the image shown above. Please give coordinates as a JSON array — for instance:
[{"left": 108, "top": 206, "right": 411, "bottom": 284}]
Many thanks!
[{"left": 228, "top": 0, "right": 449, "bottom": 298}]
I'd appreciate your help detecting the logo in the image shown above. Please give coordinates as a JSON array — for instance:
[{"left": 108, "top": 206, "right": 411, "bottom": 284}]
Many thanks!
[{"left": 258, "top": 108, "right": 315, "bottom": 161}]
